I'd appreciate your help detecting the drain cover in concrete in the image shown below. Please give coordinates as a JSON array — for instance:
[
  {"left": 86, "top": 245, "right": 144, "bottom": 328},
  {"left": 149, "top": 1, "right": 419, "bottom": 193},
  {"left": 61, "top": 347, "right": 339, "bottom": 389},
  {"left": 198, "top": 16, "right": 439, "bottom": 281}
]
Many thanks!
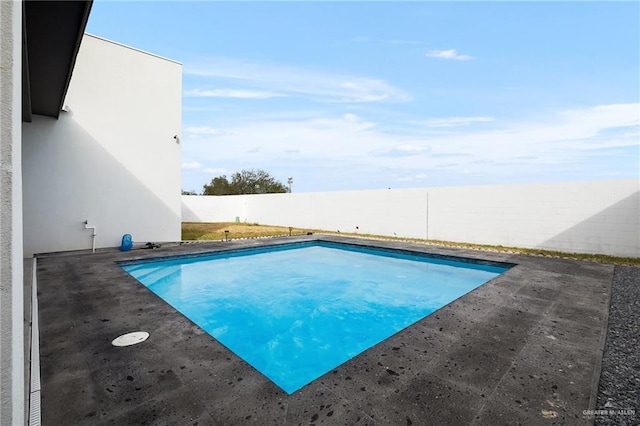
[{"left": 112, "top": 331, "right": 149, "bottom": 347}]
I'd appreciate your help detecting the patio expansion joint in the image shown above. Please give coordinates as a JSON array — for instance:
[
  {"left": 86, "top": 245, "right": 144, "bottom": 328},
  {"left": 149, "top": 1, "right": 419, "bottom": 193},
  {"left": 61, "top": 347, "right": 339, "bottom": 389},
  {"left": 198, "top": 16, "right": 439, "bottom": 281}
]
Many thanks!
[
  {"left": 281, "top": 399, "right": 288, "bottom": 426},
  {"left": 469, "top": 296, "right": 559, "bottom": 421}
]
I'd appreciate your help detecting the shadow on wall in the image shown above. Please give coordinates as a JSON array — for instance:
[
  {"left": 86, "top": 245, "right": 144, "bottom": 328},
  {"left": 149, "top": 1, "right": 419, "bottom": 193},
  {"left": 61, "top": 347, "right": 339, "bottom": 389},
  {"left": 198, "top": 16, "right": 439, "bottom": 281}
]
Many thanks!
[
  {"left": 181, "top": 197, "right": 204, "bottom": 223},
  {"left": 22, "top": 114, "right": 181, "bottom": 256},
  {"left": 538, "top": 191, "right": 640, "bottom": 257}
]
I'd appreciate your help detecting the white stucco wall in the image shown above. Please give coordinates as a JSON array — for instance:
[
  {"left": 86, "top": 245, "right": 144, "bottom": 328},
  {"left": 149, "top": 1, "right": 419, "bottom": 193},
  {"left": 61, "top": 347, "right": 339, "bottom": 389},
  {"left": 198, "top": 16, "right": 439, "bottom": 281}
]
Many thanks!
[
  {"left": 182, "top": 179, "right": 639, "bottom": 257},
  {"left": 22, "top": 34, "right": 182, "bottom": 255},
  {"left": 0, "top": 1, "right": 25, "bottom": 424}
]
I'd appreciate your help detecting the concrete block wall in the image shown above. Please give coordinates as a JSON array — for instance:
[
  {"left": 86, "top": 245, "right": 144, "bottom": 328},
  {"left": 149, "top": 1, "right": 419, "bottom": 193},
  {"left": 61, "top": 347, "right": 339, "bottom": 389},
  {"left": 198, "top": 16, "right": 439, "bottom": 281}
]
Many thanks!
[{"left": 182, "top": 179, "right": 639, "bottom": 257}]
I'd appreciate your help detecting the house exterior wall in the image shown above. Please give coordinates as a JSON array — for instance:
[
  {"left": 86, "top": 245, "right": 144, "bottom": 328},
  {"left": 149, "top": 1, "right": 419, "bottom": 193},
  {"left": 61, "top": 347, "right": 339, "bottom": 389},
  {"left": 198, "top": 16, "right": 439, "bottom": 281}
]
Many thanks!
[
  {"left": 0, "top": 1, "right": 25, "bottom": 424},
  {"left": 22, "top": 34, "right": 182, "bottom": 255},
  {"left": 182, "top": 179, "right": 639, "bottom": 257}
]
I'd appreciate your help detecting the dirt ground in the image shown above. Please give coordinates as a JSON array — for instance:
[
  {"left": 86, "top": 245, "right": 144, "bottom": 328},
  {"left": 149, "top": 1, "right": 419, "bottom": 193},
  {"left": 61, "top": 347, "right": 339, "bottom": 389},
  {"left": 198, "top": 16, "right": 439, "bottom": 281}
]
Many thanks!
[{"left": 182, "top": 222, "right": 310, "bottom": 240}]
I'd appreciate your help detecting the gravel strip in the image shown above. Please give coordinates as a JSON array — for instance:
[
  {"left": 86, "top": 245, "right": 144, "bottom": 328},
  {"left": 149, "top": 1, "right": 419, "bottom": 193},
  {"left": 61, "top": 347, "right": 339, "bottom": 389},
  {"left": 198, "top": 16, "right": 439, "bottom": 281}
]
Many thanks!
[{"left": 594, "top": 265, "right": 639, "bottom": 426}]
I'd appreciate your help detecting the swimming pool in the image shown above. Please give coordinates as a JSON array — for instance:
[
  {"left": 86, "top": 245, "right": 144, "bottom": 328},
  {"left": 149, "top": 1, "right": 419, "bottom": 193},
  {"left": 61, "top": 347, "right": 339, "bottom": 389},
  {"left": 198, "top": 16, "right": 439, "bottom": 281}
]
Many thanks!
[{"left": 121, "top": 241, "right": 510, "bottom": 394}]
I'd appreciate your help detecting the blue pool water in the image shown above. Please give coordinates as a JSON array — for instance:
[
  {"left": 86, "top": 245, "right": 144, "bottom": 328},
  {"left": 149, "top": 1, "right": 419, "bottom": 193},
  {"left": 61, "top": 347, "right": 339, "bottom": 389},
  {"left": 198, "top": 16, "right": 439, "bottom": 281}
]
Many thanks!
[{"left": 121, "top": 241, "right": 508, "bottom": 394}]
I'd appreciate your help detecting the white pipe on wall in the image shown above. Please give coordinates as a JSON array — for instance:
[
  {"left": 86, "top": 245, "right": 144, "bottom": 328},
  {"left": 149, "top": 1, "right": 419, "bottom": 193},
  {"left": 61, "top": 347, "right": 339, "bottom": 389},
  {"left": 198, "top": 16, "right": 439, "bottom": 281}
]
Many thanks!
[{"left": 83, "top": 220, "right": 96, "bottom": 253}]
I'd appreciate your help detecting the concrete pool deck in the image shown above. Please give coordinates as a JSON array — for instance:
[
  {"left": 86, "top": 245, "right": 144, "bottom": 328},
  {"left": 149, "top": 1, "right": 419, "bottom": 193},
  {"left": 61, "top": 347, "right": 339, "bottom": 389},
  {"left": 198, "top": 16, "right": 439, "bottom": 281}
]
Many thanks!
[{"left": 34, "top": 235, "right": 620, "bottom": 425}]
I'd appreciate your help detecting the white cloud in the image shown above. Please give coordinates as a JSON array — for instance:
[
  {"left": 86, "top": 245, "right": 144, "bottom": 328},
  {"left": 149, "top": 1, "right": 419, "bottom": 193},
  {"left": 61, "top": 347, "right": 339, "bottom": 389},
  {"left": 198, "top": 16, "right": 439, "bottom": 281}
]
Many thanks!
[
  {"left": 182, "top": 161, "right": 202, "bottom": 170},
  {"left": 203, "top": 168, "right": 227, "bottom": 175},
  {"left": 394, "top": 173, "right": 428, "bottom": 182},
  {"left": 393, "top": 144, "right": 429, "bottom": 154},
  {"left": 184, "top": 58, "right": 410, "bottom": 103},
  {"left": 183, "top": 113, "right": 386, "bottom": 166},
  {"left": 422, "top": 116, "right": 494, "bottom": 128},
  {"left": 342, "top": 113, "right": 377, "bottom": 129},
  {"left": 426, "top": 49, "right": 473, "bottom": 60},
  {"left": 558, "top": 103, "right": 639, "bottom": 131},
  {"left": 375, "top": 143, "right": 431, "bottom": 157},
  {"left": 185, "top": 126, "right": 226, "bottom": 136},
  {"left": 184, "top": 88, "right": 284, "bottom": 99},
  {"left": 419, "top": 103, "right": 639, "bottom": 162},
  {"left": 183, "top": 162, "right": 227, "bottom": 177},
  {"left": 181, "top": 103, "right": 639, "bottom": 191}
]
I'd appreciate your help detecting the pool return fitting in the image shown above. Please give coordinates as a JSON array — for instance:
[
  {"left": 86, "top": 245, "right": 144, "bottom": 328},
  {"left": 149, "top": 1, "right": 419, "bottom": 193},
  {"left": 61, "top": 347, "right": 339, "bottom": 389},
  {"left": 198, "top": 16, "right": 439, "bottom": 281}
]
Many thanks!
[{"left": 83, "top": 220, "right": 96, "bottom": 253}]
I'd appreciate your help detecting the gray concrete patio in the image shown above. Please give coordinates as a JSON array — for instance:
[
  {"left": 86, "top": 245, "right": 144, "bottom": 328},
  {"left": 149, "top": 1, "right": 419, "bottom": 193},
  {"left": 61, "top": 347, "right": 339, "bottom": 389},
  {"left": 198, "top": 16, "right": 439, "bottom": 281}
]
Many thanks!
[{"left": 34, "top": 235, "right": 619, "bottom": 425}]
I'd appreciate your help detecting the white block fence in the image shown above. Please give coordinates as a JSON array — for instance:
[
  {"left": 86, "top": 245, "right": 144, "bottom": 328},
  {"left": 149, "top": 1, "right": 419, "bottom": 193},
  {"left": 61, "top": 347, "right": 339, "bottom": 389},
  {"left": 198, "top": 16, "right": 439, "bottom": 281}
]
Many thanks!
[{"left": 182, "top": 179, "right": 639, "bottom": 257}]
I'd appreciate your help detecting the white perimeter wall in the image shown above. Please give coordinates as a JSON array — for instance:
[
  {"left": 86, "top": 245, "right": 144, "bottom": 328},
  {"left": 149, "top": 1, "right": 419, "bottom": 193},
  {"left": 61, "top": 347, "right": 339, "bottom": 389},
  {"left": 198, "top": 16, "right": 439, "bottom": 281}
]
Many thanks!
[
  {"left": 183, "top": 179, "right": 640, "bottom": 257},
  {"left": 22, "top": 34, "right": 182, "bottom": 255}
]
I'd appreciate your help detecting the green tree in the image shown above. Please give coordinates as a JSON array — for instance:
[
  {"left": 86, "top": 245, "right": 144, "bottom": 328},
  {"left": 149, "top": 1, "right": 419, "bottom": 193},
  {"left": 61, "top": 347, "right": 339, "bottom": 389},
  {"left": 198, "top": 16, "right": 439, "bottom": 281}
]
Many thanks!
[
  {"left": 202, "top": 169, "right": 289, "bottom": 195},
  {"left": 202, "top": 176, "right": 233, "bottom": 195}
]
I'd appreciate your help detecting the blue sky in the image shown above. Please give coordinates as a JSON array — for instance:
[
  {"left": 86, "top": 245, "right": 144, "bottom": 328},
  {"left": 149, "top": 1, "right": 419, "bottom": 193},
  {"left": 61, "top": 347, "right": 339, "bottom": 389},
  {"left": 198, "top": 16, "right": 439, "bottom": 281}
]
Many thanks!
[{"left": 86, "top": 1, "right": 639, "bottom": 193}]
